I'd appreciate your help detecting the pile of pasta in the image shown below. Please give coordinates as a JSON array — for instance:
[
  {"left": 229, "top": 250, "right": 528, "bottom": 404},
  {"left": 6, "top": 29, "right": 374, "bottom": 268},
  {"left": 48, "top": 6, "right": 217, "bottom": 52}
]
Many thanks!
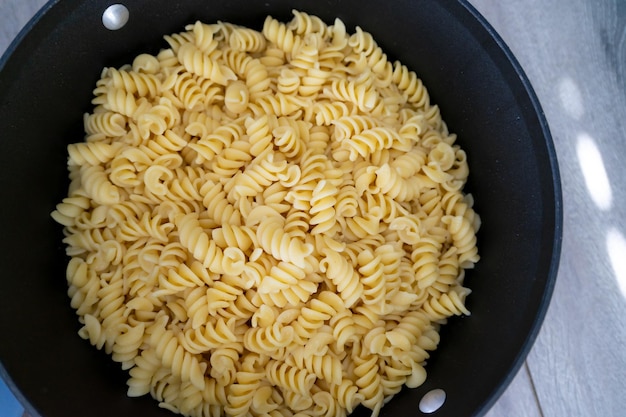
[{"left": 51, "top": 10, "right": 480, "bottom": 417}]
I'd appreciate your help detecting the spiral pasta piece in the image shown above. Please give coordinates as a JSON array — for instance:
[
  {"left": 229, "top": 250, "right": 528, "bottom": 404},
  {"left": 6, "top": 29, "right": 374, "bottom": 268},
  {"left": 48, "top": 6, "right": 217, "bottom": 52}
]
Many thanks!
[
  {"left": 111, "top": 322, "right": 146, "bottom": 367},
  {"left": 199, "top": 180, "right": 242, "bottom": 226},
  {"left": 258, "top": 261, "right": 306, "bottom": 293},
  {"left": 319, "top": 250, "right": 363, "bottom": 308},
  {"left": 289, "top": 346, "right": 343, "bottom": 385},
  {"left": 209, "top": 344, "right": 241, "bottom": 385},
  {"left": 209, "top": 139, "right": 252, "bottom": 178},
  {"left": 127, "top": 349, "right": 162, "bottom": 397},
  {"left": 224, "top": 80, "right": 249, "bottom": 114},
  {"left": 253, "top": 275, "right": 319, "bottom": 309},
  {"left": 288, "top": 10, "right": 329, "bottom": 36},
  {"left": 206, "top": 279, "right": 247, "bottom": 317},
  {"left": 229, "top": 154, "right": 288, "bottom": 201},
  {"left": 84, "top": 111, "right": 128, "bottom": 137},
  {"left": 277, "top": 68, "right": 300, "bottom": 95},
  {"left": 324, "top": 78, "right": 379, "bottom": 113},
  {"left": 189, "top": 121, "right": 244, "bottom": 163},
  {"left": 242, "top": 56, "right": 272, "bottom": 99},
  {"left": 175, "top": 213, "right": 245, "bottom": 275},
  {"left": 255, "top": 216, "right": 314, "bottom": 269},
  {"left": 103, "top": 88, "right": 141, "bottom": 118},
  {"left": 384, "top": 310, "right": 431, "bottom": 352},
  {"left": 272, "top": 124, "right": 306, "bottom": 160},
  {"left": 180, "top": 317, "right": 239, "bottom": 354},
  {"left": 149, "top": 319, "right": 207, "bottom": 390},
  {"left": 283, "top": 389, "right": 314, "bottom": 412},
  {"left": 309, "top": 179, "right": 339, "bottom": 235},
  {"left": 211, "top": 224, "right": 257, "bottom": 253},
  {"left": 136, "top": 98, "right": 181, "bottom": 139},
  {"left": 422, "top": 285, "right": 472, "bottom": 320},
  {"left": 443, "top": 214, "right": 480, "bottom": 267},
  {"left": 79, "top": 165, "right": 121, "bottom": 205},
  {"left": 187, "top": 21, "right": 219, "bottom": 53},
  {"left": 243, "top": 114, "right": 273, "bottom": 157},
  {"left": 265, "top": 360, "right": 316, "bottom": 396},
  {"left": 244, "top": 322, "right": 295, "bottom": 356},
  {"left": 357, "top": 250, "right": 387, "bottom": 312},
  {"left": 375, "top": 163, "right": 423, "bottom": 202},
  {"left": 262, "top": 16, "right": 303, "bottom": 56},
  {"left": 177, "top": 43, "right": 236, "bottom": 85},
  {"left": 248, "top": 92, "right": 305, "bottom": 118},
  {"left": 313, "top": 101, "right": 356, "bottom": 126},
  {"left": 329, "top": 379, "right": 364, "bottom": 414},
  {"left": 67, "top": 141, "right": 123, "bottom": 166},
  {"left": 391, "top": 60, "right": 430, "bottom": 108},
  {"left": 225, "top": 370, "right": 264, "bottom": 416},
  {"left": 172, "top": 72, "right": 204, "bottom": 110},
  {"left": 332, "top": 114, "right": 381, "bottom": 140},
  {"left": 353, "top": 352, "right": 384, "bottom": 414},
  {"left": 342, "top": 126, "right": 401, "bottom": 161},
  {"left": 229, "top": 27, "right": 267, "bottom": 53},
  {"left": 106, "top": 67, "right": 161, "bottom": 98},
  {"left": 164, "top": 30, "right": 196, "bottom": 54}
]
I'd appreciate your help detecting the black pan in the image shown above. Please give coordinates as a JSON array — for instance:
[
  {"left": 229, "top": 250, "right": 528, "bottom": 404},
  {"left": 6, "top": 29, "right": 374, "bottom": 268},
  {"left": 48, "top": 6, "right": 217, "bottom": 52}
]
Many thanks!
[{"left": 0, "top": 1, "right": 562, "bottom": 416}]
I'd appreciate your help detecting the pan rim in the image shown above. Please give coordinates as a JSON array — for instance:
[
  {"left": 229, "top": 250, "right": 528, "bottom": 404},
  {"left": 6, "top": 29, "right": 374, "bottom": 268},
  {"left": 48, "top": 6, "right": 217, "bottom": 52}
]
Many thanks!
[
  {"left": 455, "top": 1, "right": 562, "bottom": 415},
  {"left": 0, "top": 1, "right": 563, "bottom": 416}
]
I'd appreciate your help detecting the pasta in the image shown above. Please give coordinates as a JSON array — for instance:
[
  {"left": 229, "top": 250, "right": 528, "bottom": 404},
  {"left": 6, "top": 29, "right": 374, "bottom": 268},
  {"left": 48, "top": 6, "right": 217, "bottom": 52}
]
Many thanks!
[{"left": 51, "top": 10, "right": 480, "bottom": 417}]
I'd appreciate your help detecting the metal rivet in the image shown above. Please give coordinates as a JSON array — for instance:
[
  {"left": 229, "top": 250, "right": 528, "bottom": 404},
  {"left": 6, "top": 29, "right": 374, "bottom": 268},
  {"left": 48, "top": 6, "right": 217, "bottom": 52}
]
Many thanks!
[
  {"left": 419, "top": 388, "right": 446, "bottom": 414},
  {"left": 102, "top": 4, "right": 129, "bottom": 31}
]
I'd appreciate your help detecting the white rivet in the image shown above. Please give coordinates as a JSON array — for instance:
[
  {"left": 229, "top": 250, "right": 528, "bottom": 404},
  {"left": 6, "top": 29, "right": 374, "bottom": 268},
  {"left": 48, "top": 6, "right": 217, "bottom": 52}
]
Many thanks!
[
  {"left": 102, "top": 4, "right": 129, "bottom": 31},
  {"left": 419, "top": 388, "right": 446, "bottom": 413}
]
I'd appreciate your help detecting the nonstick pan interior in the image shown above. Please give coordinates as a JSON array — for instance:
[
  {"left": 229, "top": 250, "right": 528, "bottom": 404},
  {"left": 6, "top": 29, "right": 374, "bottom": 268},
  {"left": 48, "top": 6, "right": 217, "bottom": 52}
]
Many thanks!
[{"left": 0, "top": 1, "right": 561, "bottom": 416}]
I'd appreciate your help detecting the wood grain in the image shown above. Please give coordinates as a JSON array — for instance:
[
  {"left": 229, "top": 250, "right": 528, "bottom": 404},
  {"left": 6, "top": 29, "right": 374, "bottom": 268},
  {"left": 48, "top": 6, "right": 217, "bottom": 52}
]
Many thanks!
[
  {"left": 0, "top": 0, "right": 46, "bottom": 56},
  {"left": 484, "top": 364, "right": 542, "bottom": 417}
]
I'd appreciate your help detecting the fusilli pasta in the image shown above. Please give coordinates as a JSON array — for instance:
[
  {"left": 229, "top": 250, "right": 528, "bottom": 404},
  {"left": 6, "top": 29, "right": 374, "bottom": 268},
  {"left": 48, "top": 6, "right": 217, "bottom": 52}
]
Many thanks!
[{"left": 52, "top": 10, "right": 480, "bottom": 417}]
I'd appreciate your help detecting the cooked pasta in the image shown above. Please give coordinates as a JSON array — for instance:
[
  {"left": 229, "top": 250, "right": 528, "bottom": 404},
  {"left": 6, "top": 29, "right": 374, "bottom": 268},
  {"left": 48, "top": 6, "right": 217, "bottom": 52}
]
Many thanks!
[{"left": 52, "top": 10, "right": 480, "bottom": 417}]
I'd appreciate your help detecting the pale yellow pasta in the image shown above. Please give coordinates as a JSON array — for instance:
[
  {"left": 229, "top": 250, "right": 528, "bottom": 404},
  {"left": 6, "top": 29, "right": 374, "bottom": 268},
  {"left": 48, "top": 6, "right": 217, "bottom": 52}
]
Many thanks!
[
  {"left": 83, "top": 111, "right": 128, "bottom": 137},
  {"left": 352, "top": 351, "right": 385, "bottom": 415},
  {"left": 79, "top": 165, "right": 121, "bottom": 205},
  {"left": 248, "top": 92, "right": 305, "bottom": 118},
  {"left": 223, "top": 80, "right": 249, "bottom": 115},
  {"left": 177, "top": 42, "right": 235, "bottom": 85},
  {"left": 132, "top": 53, "right": 161, "bottom": 74},
  {"left": 102, "top": 87, "right": 142, "bottom": 118},
  {"left": 290, "top": 307, "right": 332, "bottom": 344},
  {"left": 288, "top": 346, "right": 343, "bottom": 385},
  {"left": 106, "top": 67, "right": 162, "bottom": 98},
  {"left": 319, "top": 250, "right": 363, "bottom": 308},
  {"left": 262, "top": 16, "right": 303, "bottom": 56},
  {"left": 309, "top": 179, "right": 339, "bottom": 235},
  {"left": 324, "top": 77, "right": 379, "bottom": 113},
  {"left": 254, "top": 276, "right": 319, "bottom": 309},
  {"left": 265, "top": 360, "right": 316, "bottom": 396},
  {"left": 229, "top": 27, "right": 267, "bottom": 53},
  {"left": 272, "top": 123, "right": 306, "bottom": 160},
  {"left": 51, "top": 10, "right": 480, "bottom": 417},
  {"left": 225, "top": 369, "right": 264, "bottom": 416},
  {"left": 277, "top": 68, "right": 300, "bottom": 94}
]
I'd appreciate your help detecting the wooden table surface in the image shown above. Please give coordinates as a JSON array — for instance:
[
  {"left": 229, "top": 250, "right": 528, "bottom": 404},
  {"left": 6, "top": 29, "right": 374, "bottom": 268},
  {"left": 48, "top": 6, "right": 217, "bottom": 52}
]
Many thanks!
[{"left": 1, "top": 1, "right": 625, "bottom": 416}]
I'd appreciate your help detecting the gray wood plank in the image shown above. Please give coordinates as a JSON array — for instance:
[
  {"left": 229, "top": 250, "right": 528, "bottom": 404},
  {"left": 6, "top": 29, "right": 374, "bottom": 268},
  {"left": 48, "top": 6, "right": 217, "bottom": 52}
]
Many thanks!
[
  {"left": 0, "top": 0, "right": 47, "bottom": 57},
  {"left": 470, "top": 0, "right": 626, "bottom": 416},
  {"left": 485, "top": 364, "right": 542, "bottom": 417}
]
